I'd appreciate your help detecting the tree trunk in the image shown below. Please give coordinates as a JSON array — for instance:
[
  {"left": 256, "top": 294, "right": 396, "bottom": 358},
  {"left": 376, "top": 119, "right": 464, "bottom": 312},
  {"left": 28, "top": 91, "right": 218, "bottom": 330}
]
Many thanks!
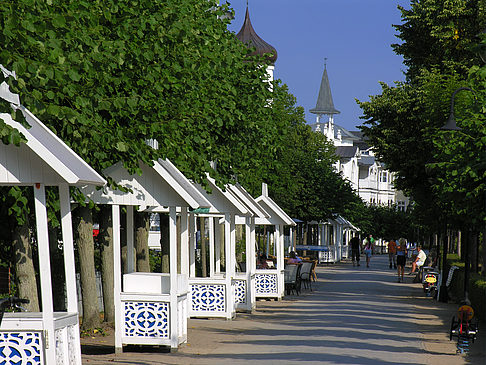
[
  {"left": 482, "top": 226, "right": 486, "bottom": 275},
  {"left": 470, "top": 231, "right": 478, "bottom": 273},
  {"left": 99, "top": 205, "right": 114, "bottom": 324},
  {"left": 13, "top": 219, "right": 40, "bottom": 312},
  {"left": 457, "top": 230, "right": 462, "bottom": 258},
  {"left": 48, "top": 225, "right": 66, "bottom": 311},
  {"left": 160, "top": 213, "right": 170, "bottom": 273},
  {"left": 200, "top": 218, "right": 207, "bottom": 277},
  {"left": 74, "top": 206, "right": 100, "bottom": 330},
  {"left": 135, "top": 211, "right": 150, "bottom": 272}
]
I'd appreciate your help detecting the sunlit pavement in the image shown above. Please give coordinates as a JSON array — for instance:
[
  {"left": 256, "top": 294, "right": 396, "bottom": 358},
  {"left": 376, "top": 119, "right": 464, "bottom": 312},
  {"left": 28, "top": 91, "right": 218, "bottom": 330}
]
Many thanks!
[{"left": 82, "top": 255, "right": 485, "bottom": 365}]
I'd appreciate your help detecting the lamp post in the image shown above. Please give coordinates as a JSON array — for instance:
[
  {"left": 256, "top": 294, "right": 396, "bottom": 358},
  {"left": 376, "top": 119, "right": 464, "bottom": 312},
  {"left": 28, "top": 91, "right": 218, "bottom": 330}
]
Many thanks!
[{"left": 440, "top": 87, "right": 476, "bottom": 303}]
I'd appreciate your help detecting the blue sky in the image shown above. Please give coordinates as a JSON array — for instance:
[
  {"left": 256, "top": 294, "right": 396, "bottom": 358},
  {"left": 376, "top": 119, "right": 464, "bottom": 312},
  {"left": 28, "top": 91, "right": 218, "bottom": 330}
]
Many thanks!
[{"left": 226, "top": 0, "right": 410, "bottom": 131}]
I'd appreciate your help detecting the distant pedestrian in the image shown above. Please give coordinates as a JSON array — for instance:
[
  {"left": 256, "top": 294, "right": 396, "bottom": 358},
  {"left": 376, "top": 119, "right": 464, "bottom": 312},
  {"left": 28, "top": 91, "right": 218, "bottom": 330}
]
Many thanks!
[
  {"left": 363, "top": 236, "right": 373, "bottom": 268},
  {"left": 349, "top": 234, "right": 360, "bottom": 267},
  {"left": 388, "top": 239, "right": 397, "bottom": 269},
  {"left": 396, "top": 238, "right": 407, "bottom": 282}
]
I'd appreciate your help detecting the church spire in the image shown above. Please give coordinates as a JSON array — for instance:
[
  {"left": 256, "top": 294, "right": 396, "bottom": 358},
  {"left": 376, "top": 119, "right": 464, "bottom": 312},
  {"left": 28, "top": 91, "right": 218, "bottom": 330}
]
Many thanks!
[{"left": 310, "top": 61, "right": 340, "bottom": 115}]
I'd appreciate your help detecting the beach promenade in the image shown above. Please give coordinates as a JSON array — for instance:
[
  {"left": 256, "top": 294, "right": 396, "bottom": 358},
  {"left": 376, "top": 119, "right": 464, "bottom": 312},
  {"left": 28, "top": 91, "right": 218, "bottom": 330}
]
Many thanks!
[{"left": 81, "top": 255, "right": 485, "bottom": 365}]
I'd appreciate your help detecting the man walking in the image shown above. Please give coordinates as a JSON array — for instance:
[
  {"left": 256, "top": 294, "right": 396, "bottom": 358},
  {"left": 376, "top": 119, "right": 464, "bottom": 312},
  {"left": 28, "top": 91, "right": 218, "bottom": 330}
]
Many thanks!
[{"left": 350, "top": 234, "right": 360, "bottom": 267}]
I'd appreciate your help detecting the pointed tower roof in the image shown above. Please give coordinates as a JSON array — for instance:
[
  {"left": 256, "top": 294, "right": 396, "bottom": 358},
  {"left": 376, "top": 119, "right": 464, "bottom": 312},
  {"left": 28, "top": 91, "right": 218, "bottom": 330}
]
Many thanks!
[
  {"left": 310, "top": 64, "right": 340, "bottom": 115},
  {"left": 236, "top": 7, "right": 277, "bottom": 64}
]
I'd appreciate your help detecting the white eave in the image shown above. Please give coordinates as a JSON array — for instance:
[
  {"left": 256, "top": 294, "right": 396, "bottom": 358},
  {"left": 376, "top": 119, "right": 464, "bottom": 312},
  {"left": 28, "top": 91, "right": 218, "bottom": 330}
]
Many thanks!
[
  {"left": 82, "top": 160, "right": 211, "bottom": 209},
  {"left": 0, "top": 107, "right": 105, "bottom": 187},
  {"left": 192, "top": 175, "right": 249, "bottom": 216},
  {"left": 226, "top": 183, "right": 269, "bottom": 220},
  {"left": 255, "top": 194, "right": 295, "bottom": 226}
]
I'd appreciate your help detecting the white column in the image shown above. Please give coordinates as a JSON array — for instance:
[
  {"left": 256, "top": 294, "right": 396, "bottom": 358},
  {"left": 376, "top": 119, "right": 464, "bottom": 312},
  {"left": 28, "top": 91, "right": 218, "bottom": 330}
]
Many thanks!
[
  {"left": 113, "top": 205, "right": 123, "bottom": 353},
  {"left": 58, "top": 184, "right": 82, "bottom": 363},
  {"left": 59, "top": 184, "right": 76, "bottom": 312},
  {"left": 224, "top": 214, "right": 232, "bottom": 319},
  {"left": 189, "top": 212, "right": 196, "bottom": 277},
  {"left": 34, "top": 184, "right": 55, "bottom": 363},
  {"left": 276, "top": 225, "right": 284, "bottom": 298},
  {"left": 169, "top": 206, "right": 178, "bottom": 348},
  {"left": 215, "top": 218, "right": 221, "bottom": 273},
  {"left": 246, "top": 217, "right": 256, "bottom": 311},
  {"left": 208, "top": 217, "right": 215, "bottom": 277},
  {"left": 180, "top": 207, "right": 189, "bottom": 277},
  {"left": 126, "top": 205, "right": 134, "bottom": 273}
]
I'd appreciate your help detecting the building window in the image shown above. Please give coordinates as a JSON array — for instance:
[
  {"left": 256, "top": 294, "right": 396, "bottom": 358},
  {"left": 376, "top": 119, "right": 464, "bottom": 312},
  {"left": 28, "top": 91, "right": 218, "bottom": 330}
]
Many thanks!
[
  {"left": 397, "top": 201, "right": 406, "bottom": 212},
  {"left": 380, "top": 171, "right": 387, "bottom": 182}
]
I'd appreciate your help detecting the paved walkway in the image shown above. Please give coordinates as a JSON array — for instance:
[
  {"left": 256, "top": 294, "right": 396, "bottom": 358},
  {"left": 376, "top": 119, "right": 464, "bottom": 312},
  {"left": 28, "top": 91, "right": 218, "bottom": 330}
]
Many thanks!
[{"left": 81, "top": 255, "right": 485, "bottom": 364}]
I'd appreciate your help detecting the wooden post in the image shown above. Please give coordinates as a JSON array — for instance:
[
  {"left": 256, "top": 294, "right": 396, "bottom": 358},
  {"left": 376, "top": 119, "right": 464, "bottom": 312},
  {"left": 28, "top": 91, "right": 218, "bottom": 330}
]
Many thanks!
[
  {"left": 189, "top": 212, "right": 196, "bottom": 277},
  {"left": 34, "top": 184, "right": 56, "bottom": 363},
  {"left": 169, "top": 207, "right": 178, "bottom": 348},
  {"left": 209, "top": 217, "right": 215, "bottom": 277},
  {"left": 59, "top": 184, "right": 82, "bottom": 361},
  {"left": 113, "top": 205, "right": 123, "bottom": 353},
  {"left": 180, "top": 207, "right": 189, "bottom": 277}
]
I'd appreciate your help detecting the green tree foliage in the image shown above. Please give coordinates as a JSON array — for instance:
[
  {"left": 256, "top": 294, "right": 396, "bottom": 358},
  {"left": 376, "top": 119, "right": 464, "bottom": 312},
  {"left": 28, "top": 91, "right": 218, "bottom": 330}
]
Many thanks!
[
  {"left": 393, "top": 0, "right": 486, "bottom": 80},
  {"left": 358, "top": 0, "right": 486, "bottom": 230},
  {"left": 257, "top": 83, "right": 365, "bottom": 223},
  {"left": 0, "top": 0, "right": 274, "bottom": 188},
  {"left": 430, "top": 65, "right": 486, "bottom": 226}
]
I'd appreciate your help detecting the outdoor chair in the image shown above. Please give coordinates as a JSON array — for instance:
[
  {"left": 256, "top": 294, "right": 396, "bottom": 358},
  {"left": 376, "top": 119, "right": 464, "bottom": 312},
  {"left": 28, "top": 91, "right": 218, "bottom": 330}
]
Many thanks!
[
  {"left": 299, "top": 261, "right": 314, "bottom": 291},
  {"left": 284, "top": 263, "right": 302, "bottom": 296}
]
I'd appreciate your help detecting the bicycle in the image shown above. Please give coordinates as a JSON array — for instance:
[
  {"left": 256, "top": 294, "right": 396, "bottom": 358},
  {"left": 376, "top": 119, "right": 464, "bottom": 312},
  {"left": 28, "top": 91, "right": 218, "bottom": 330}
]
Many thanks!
[
  {"left": 0, "top": 297, "right": 30, "bottom": 326},
  {"left": 449, "top": 301, "right": 479, "bottom": 354}
]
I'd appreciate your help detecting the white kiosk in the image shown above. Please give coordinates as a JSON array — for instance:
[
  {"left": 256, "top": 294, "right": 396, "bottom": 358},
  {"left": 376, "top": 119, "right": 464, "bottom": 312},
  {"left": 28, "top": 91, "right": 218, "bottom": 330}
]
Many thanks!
[
  {"left": 253, "top": 183, "right": 295, "bottom": 300},
  {"left": 82, "top": 159, "right": 210, "bottom": 351},
  {"left": 0, "top": 66, "right": 106, "bottom": 364}
]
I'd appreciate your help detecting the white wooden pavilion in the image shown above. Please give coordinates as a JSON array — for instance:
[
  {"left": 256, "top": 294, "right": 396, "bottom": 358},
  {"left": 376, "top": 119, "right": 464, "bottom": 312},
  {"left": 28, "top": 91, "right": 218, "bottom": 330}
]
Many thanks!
[
  {"left": 0, "top": 66, "right": 106, "bottom": 364},
  {"left": 82, "top": 159, "right": 211, "bottom": 352},
  {"left": 253, "top": 183, "right": 295, "bottom": 300},
  {"left": 187, "top": 176, "right": 253, "bottom": 318},
  {"left": 305, "top": 215, "right": 359, "bottom": 264}
]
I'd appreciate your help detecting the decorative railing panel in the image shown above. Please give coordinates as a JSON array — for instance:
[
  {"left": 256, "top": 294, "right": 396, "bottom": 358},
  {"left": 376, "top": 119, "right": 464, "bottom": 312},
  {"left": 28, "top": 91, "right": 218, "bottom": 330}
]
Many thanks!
[
  {"left": 124, "top": 301, "right": 169, "bottom": 338},
  {"left": 232, "top": 279, "right": 247, "bottom": 305},
  {"left": 255, "top": 273, "right": 278, "bottom": 295},
  {"left": 0, "top": 331, "right": 43, "bottom": 364},
  {"left": 190, "top": 284, "right": 225, "bottom": 312}
]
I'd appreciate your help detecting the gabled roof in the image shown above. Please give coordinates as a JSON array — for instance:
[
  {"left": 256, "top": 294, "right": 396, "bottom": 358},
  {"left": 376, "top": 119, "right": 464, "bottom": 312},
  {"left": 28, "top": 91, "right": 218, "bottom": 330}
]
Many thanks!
[
  {"left": 255, "top": 192, "right": 295, "bottom": 226},
  {"left": 310, "top": 66, "right": 340, "bottom": 115},
  {"left": 227, "top": 183, "right": 269, "bottom": 219},
  {"left": 191, "top": 175, "right": 250, "bottom": 216},
  {"left": 236, "top": 7, "right": 277, "bottom": 64},
  {"left": 335, "top": 146, "right": 359, "bottom": 159},
  {"left": 0, "top": 66, "right": 105, "bottom": 187},
  {"left": 82, "top": 160, "right": 211, "bottom": 209}
]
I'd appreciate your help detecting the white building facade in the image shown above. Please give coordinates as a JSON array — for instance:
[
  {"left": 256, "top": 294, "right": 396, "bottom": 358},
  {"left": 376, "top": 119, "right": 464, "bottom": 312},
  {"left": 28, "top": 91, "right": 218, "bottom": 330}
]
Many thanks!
[{"left": 309, "top": 64, "right": 409, "bottom": 211}]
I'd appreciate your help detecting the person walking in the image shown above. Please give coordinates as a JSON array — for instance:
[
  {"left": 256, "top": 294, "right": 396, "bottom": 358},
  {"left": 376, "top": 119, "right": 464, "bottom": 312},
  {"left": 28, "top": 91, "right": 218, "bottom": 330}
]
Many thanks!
[
  {"left": 387, "top": 239, "right": 397, "bottom": 269},
  {"left": 396, "top": 238, "right": 407, "bottom": 282},
  {"left": 363, "top": 236, "right": 373, "bottom": 268},
  {"left": 349, "top": 234, "right": 360, "bottom": 267}
]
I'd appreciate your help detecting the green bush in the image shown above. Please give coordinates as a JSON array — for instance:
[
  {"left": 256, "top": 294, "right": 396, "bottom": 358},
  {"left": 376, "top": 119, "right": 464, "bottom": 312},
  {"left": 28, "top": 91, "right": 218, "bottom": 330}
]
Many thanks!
[{"left": 470, "top": 274, "right": 486, "bottom": 320}]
